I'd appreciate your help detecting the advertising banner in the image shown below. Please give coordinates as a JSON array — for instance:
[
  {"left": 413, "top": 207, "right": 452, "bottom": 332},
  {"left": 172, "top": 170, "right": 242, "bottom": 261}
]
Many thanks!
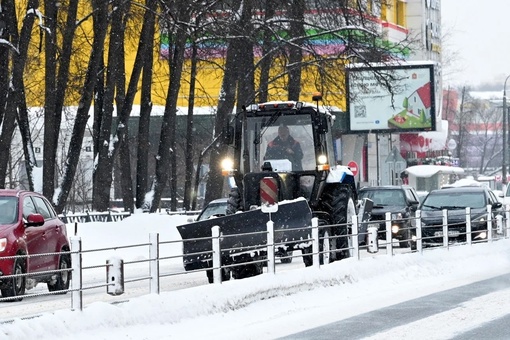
[{"left": 346, "top": 62, "right": 436, "bottom": 133}]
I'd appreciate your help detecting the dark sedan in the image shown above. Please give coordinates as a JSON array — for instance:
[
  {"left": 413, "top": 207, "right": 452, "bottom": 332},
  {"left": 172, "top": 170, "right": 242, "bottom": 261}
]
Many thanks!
[
  {"left": 358, "top": 185, "right": 420, "bottom": 248},
  {"left": 419, "top": 186, "right": 503, "bottom": 246}
]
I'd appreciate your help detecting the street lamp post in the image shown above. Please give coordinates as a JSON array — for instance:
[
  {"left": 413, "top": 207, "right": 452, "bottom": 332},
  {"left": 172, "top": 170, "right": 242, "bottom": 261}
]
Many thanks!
[{"left": 503, "top": 75, "right": 510, "bottom": 185}]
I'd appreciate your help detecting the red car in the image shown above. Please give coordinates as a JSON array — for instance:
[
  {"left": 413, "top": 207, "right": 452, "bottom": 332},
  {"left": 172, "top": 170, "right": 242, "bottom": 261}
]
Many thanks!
[{"left": 0, "top": 189, "right": 71, "bottom": 300}]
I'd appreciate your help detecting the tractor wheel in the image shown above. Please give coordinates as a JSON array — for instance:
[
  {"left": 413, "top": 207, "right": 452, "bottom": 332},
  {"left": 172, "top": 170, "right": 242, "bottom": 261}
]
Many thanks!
[
  {"left": 279, "top": 250, "right": 293, "bottom": 264},
  {"left": 226, "top": 187, "right": 242, "bottom": 215},
  {"left": 232, "top": 263, "right": 263, "bottom": 280},
  {"left": 321, "top": 185, "right": 356, "bottom": 261},
  {"left": 206, "top": 268, "right": 231, "bottom": 284}
]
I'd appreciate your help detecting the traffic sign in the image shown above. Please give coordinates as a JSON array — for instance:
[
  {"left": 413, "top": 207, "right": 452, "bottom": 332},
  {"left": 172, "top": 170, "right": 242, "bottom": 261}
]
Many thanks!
[{"left": 347, "top": 161, "right": 359, "bottom": 176}]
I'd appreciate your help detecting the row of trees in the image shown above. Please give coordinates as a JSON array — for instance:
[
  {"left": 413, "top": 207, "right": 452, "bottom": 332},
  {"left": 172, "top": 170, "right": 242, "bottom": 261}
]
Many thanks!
[
  {"left": 1, "top": 0, "right": 414, "bottom": 213},
  {"left": 444, "top": 86, "right": 503, "bottom": 175}
]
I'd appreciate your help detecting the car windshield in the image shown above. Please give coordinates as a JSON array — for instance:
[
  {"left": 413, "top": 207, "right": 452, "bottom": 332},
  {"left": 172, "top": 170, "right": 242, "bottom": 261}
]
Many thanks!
[
  {"left": 197, "top": 202, "right": 227, "bottom": 221},
  {"left": 0, "top": 196, "right": 18, "bottom": 224},
  {"left": 359, "top": 189, "right": 406, "bottom": 206},
  {"left": 421, "top": 191, "right": 486, "bottom": 210}
]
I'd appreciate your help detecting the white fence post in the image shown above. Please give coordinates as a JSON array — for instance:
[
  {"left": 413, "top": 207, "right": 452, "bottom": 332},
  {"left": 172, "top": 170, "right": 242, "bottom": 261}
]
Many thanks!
[
  {"left": 70, "top": 236, "right": 82, "bottom": 311},
  {"left": 311, "top": 217, "right": 320, "bottom": 268},
  {"left": 506, "top": 206, "right": 510, "bottom": 238},
  {"left": 266, "top": 219, "right": 275, "bottom": 275},
  {"left": 466, "top": 207, "right": 472, "bottom": 246},
  {"left": 385, "top": 212, "right": 392, "bottom": 257},
  {"left": 416, "top": 210, "right": 423, "bottom": 254},
  {"left": 212, "top": 226, "right": 222, "bottom": 284},
  {"left": 442, "top": 209, "right": 448, "bottom": 248},
  {"left": 497, "top": 215, "right": 504, "bottom": 236},
  {"left": 149, "top": 233, "right": 160, "bottom": 294},
  {"left": 486, "top": 205, "right": 493, "bottom": 243},
  {"left": 351, "top": 215, "right": 360, "bottom": 260}
]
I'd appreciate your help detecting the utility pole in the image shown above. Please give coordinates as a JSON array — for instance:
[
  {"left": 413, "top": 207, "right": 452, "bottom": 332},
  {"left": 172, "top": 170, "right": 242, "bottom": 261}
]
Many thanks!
[{"left": 503, "top": 75, "right": 510, "bottom": 185}]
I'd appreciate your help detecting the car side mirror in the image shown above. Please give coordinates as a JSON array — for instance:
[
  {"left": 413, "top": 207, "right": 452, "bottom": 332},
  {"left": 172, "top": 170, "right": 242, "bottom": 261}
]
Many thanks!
[
  {"left": 25, "top": 213, "right": 44, "bottom": 227},
  {"left": 493, "top": 202, "right": 503, "bottom": 209}
]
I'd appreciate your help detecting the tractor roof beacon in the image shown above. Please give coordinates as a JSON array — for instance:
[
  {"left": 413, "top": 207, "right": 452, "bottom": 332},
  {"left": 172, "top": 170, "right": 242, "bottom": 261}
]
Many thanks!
[{"left": 177, "top": 94, "right": 369, "bottom": 283}]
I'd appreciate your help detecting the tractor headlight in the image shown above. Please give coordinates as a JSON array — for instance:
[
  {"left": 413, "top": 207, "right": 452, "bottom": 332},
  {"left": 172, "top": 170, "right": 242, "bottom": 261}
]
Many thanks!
[
  {"left": 221, "top": 158, "right": 235, "bottom": 176},
  {"left": 317, "top": 154, "right": 329, "bottom": 171}
]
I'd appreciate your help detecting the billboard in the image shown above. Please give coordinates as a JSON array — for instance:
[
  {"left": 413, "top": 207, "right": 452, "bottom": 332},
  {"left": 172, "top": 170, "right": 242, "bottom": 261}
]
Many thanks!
[{"left": 346, "top": 62, "right": 436, "bottom": 133}]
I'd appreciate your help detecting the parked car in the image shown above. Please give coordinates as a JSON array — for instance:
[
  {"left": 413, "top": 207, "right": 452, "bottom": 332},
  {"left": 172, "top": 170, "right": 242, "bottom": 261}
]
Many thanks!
[
  {"left": 419, "top": 186, "right": 503, "bottom": 247},
  {"left": 195, "top": 198, "right": 229, "bottom": 221},
  {"left": 501, "top": 184, "right": 510, "bottom": 206},
  {"left": 358, "top": 185, "right": 420, "bottom": 247},
  {"left": 0, "top": 190, "right": 71, "bottom": 300}
]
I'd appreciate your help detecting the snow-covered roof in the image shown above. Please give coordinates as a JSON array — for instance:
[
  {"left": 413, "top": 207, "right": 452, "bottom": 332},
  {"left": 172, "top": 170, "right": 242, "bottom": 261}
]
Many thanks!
[
  {"left": 405, "top": 165, "right": 464, "bottom": 178},
  {"left": 441, "top": 176, "right": 481, "bottom": 188}
]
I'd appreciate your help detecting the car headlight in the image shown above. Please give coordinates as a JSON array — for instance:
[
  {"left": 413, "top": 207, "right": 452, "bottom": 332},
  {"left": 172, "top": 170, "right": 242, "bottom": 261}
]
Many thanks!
[
  {"left": 391, "top": 224, "right": 400, "bottom": 234},
  {"left": 0, "top": 238, "right": 7, "bottom": 252}
]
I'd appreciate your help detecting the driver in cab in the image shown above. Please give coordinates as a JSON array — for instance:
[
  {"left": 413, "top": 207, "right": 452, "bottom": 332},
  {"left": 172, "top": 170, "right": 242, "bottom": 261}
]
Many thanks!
[{"left": 264, "top": 124, "right": 303, "bottom": 171}]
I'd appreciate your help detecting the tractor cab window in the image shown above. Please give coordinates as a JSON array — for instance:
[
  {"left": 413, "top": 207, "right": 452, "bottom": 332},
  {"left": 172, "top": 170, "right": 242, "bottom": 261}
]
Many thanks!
[{"left": 244, "top": 114, "right": 316, "bottom": 173}]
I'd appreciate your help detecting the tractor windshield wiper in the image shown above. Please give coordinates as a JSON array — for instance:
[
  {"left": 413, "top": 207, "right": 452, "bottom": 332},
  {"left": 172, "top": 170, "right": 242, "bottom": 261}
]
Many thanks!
[{"left": 253, "top": 111, "right": 282, "bottom": 144}]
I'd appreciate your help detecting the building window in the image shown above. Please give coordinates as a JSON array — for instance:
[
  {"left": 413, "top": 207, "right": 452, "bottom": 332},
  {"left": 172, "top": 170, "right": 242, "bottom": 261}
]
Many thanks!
[
  {"left": 397, "top": 0, "right": 406, "bottom": 26},
  {"left": 34, "top": 147, "right": 41, "bottom": 154},
  {"left": 85, "top": 146, "right": 92, "bottom": 152}
]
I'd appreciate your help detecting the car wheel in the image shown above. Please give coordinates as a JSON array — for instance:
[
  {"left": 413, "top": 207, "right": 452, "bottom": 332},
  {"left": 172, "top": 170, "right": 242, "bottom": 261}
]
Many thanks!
[
  {"left": 1, "top": 257, "right": 26, "bottom": 301},
  {"left": 279, "top": 250, "right": 293, "bottom": 264},
  {"left": 48, "top": 254, "right": 71, "bottom": 293}
]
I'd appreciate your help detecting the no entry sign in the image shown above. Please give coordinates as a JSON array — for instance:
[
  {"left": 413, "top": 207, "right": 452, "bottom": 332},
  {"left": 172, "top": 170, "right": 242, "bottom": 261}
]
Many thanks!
[{"left": 347, "top": 161, "right": 359, "bottom": 176}]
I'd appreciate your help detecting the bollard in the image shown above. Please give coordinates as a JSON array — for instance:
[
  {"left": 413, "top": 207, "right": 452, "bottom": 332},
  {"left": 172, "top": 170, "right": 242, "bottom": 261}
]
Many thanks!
[
  {"left": 367, "top": 226, "right": 379, "bottom": 253},
  {"left": 497, "top": 215, "right": 504, "bottom": 235},
  {"left": 311, "top": 217, "right": 320, "bottom": 268},
  {"left": 106, "top": 257, "right": 125, "bottom": 296}
]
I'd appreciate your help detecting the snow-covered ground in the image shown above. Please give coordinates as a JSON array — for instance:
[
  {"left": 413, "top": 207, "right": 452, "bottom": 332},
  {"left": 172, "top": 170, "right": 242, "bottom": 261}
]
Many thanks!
[{"left": 1, "top": 212, "right": 510, "bottom": 339}]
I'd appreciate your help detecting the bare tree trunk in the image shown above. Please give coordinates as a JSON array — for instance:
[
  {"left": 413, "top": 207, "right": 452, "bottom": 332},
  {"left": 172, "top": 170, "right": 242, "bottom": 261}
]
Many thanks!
[
  {"left": 257, "top": 1, "right": 275, "bottom": 103},
  {"left": 183, "top": 38, "right": 198, "bottom": 211},
  {"left": 42, "top": 0, "right": 57, "bottom": 197},
  {"left": 457, "top": 87, "right": 466, "bottom": 167},
  {"left": 205, "top": 1, "right": 250, "bottom": 204},
  {"left": 92, "top": 0, "right": 126, "bottom": 211},
  {"left": 150, "top": 4, "right": 190, "bottom": 212},
  {"left": 43, "top": 0, "right": 79, "bottom": 201},
  {"left": 93, "top": 0, "right": 155, "bottom": 212},
  {"left": 17, "top": 93, "right": 37, "bottom": 191},
  {"left": 0, "top": 0, "right": 38, "bottom": 187},
  {"left": 55, "top": 0, "right": 109, "bottom": 213},
  {"left": 236, "top": 0, "right": 255, "bottom": 107},
  {"left": 136, "top": 17, "right": 155, "bottom": 210},
  {"left": 287, "top": 0, "right": 305, "bottom": 101}
]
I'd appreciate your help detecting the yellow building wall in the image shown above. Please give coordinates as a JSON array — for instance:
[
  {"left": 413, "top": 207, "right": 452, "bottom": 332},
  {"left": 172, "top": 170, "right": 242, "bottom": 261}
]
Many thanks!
[{"left": 18, "top": 1, "right": 402, "bottom": 111}]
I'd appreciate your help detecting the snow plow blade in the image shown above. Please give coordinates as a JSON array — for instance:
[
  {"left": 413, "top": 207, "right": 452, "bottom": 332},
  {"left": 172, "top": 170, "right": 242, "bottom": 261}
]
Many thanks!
[{"left": 177, "top": 199, "right": 312, "bottom": 270}]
